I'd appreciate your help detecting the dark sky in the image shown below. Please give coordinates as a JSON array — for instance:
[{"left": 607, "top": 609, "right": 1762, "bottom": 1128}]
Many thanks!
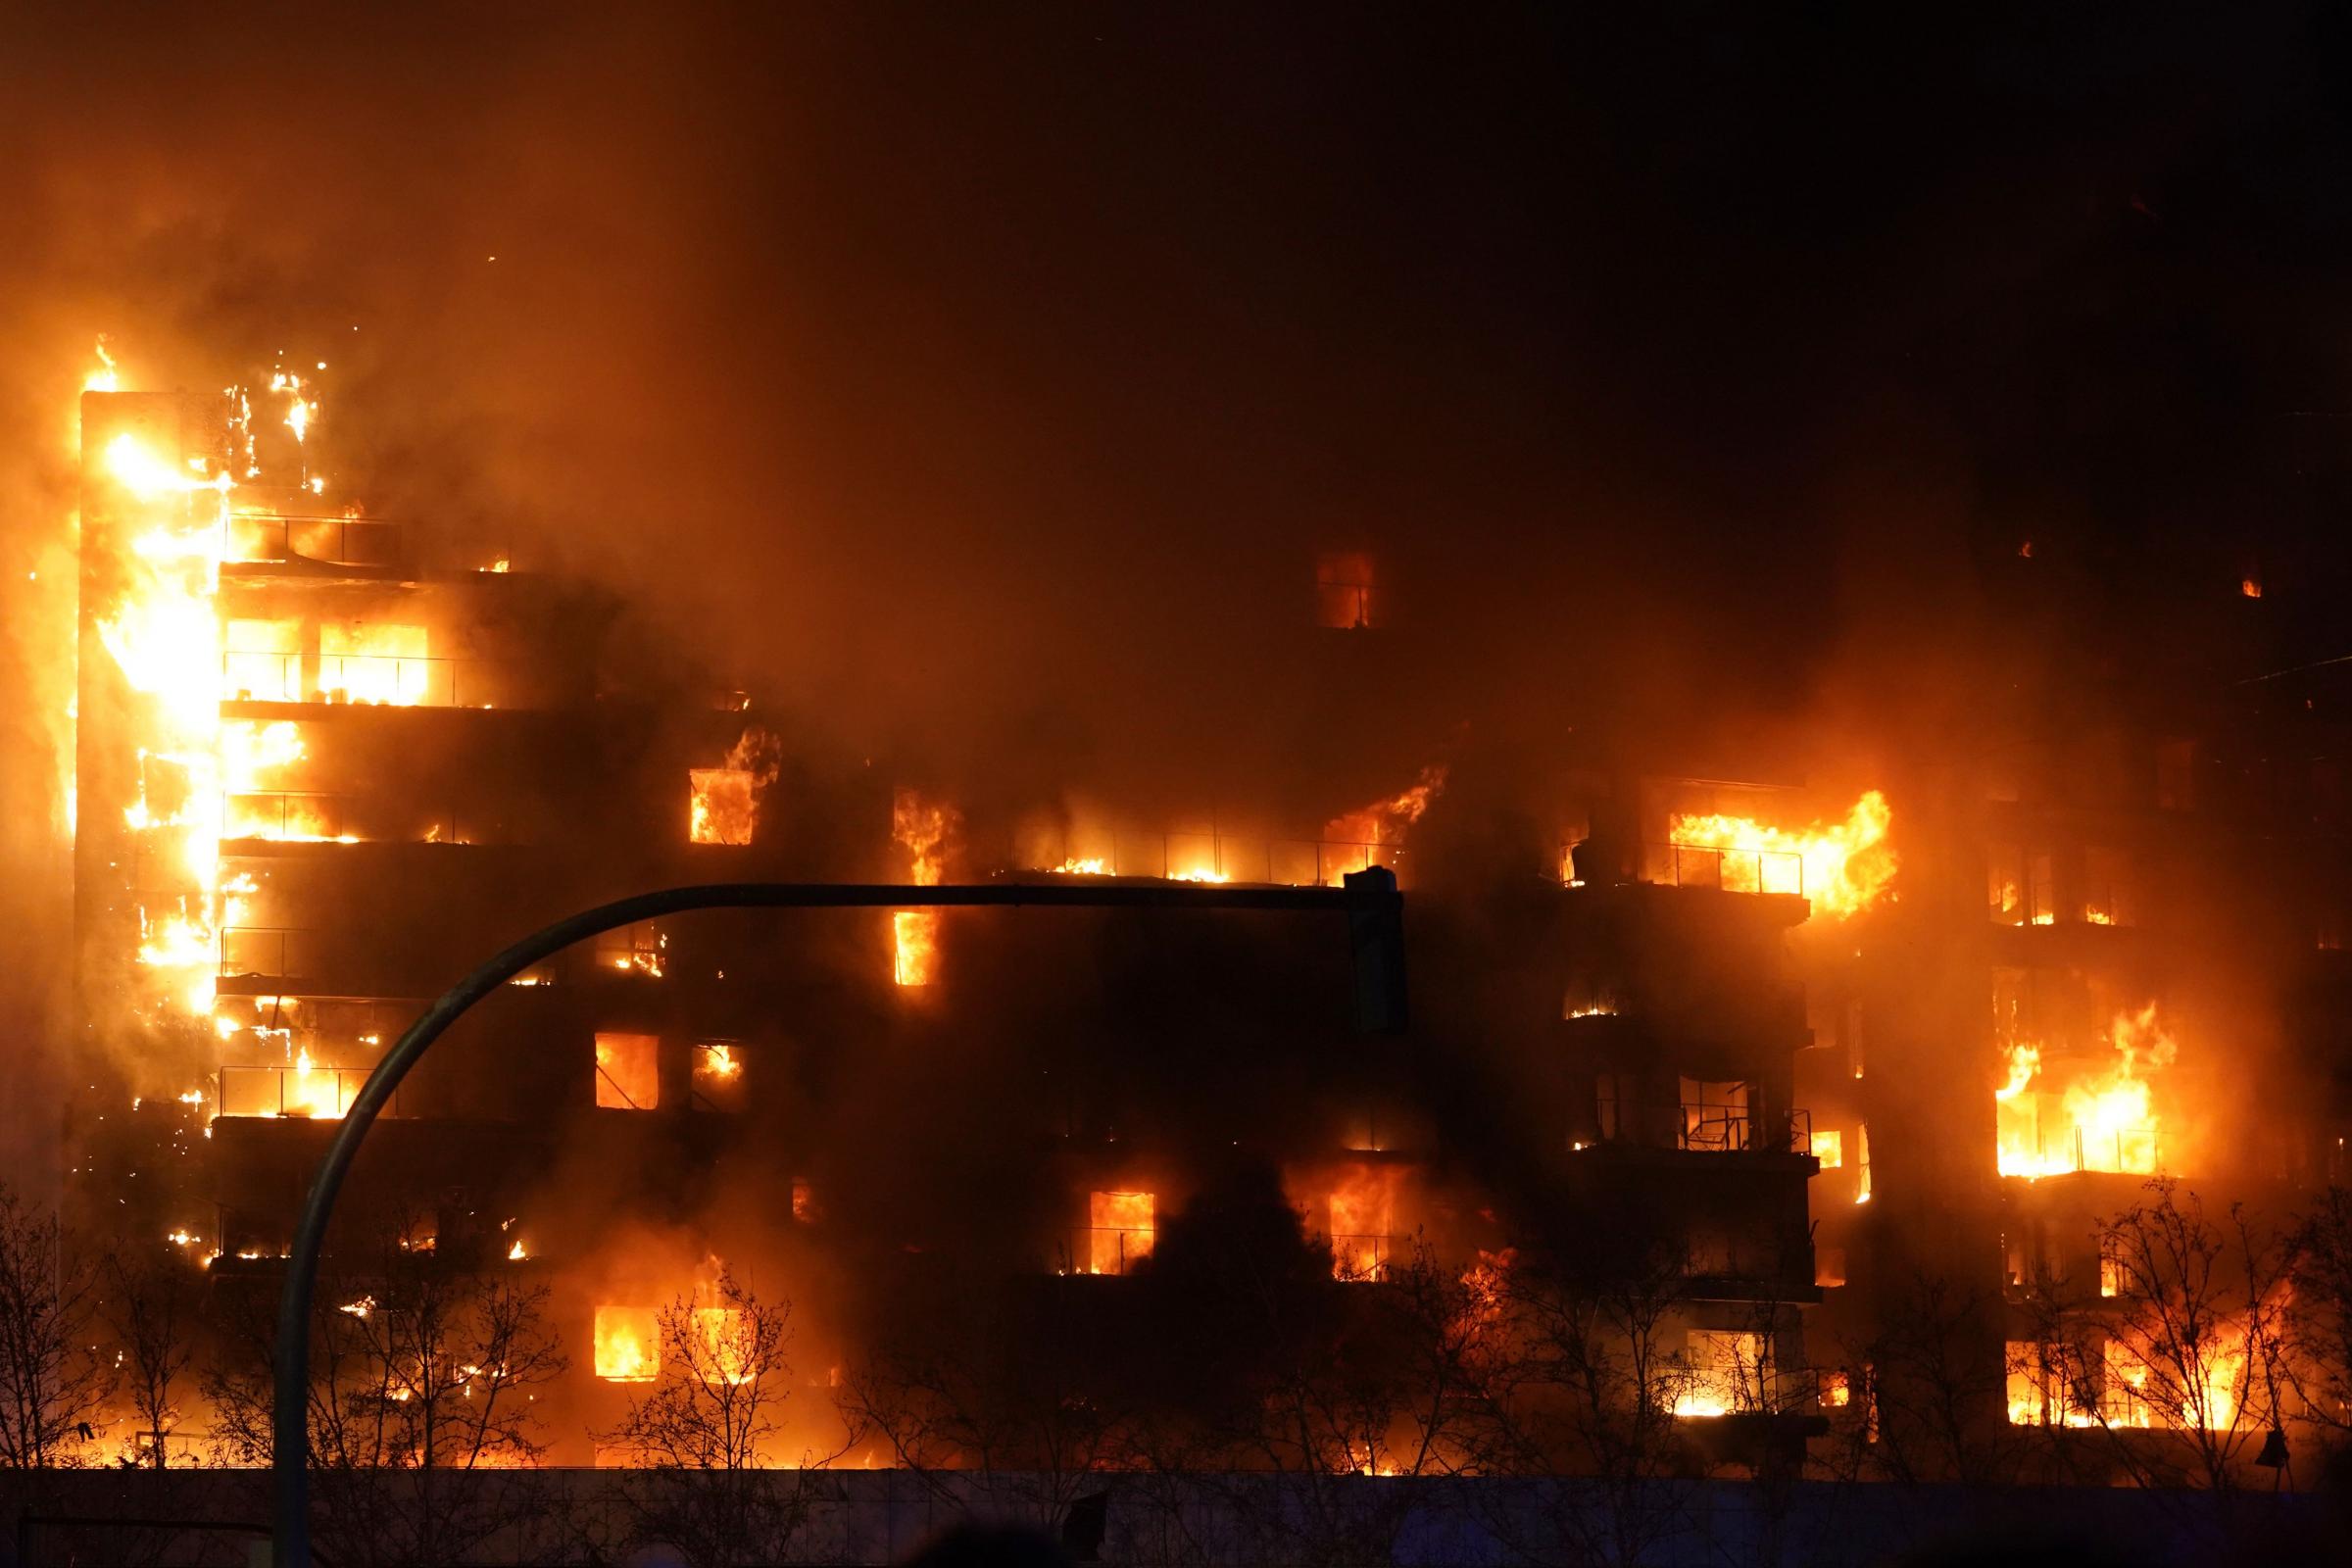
[{"left": 2, "top": 5, "right": 2348, "bottom": 1159}]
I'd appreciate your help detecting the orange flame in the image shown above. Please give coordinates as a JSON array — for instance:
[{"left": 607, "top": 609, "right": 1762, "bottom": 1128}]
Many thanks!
[{"left": 1667, "top": 790, "right": 1895, "bottom": 918}]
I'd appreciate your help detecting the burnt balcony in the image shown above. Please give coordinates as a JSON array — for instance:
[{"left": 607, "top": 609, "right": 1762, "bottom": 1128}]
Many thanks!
[{"left": 227, "top": 511, "right": 409, "bottom": 574}]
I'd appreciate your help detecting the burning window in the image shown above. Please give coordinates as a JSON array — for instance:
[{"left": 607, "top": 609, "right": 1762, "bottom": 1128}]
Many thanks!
[
  {"left": 2005, "top": 1340, "right": 2074, "bottom": 1426},
  {"left": 2080, "top": 846, "right": 2137, "bottom": 926},
  {"left": 217, "top": 1058, "right": 368, "bottom": 1119},
  {"left": 1655, "top": 791, "right": 1895, "bottom": 917},
  {"left": 891, "top": 789, "right": 956, "bottom": 987},
  {"left": 595, "top": 1032, "right": 660, "bottom": 1110},
  {"left": 1086, "top": 1191, "right": 1154, "bottom": 1275},
  {"left": 1985, "top": 843, "right": 2055, "bottom": 925},
  {"left": 1995, "top": 1005, "right": 2173, "bottom": 1179},
  {"left": 1325, "top": 1165, "right": 1402, "bottom": 1282},
  {"left": 1811, "top": 1128, "right": 1843, "bottom": 1168},
  {"left": 593, "top": 919, "right": 666, "bottom": 978},
  {"left": 1314, "top": 551, "right": 1378, "bottom": 629},
  {"left": 691, "top": 1042, "right": 746, "bottom": 1111},
  {"left": 1855, "top": 1123, "right": 1872, "bottom": 1201},
  {"left": 689, "top": 769, "right": 757, "bottom": 845},
  {"left": 688, "top": 726, "right": 780, "bottom": 845},
  {"left": 1677, "top": 1077, "right": 1750, "bottom": 1152},
  {"left": 594, "top": 1305, "right": 658, "bottom": 1382},
  {"left": 1674, "top": 1331, "right": 1764, "bottom": 1418},
  {"left": 221, "top": 618, "right": 302, "bottom": 702},
  {"left": 318, "top": 622, "right": 434, "bottom": 705},
  {"left": 1816, "top": 1247, "right": 1847, "bottom": 1288}
]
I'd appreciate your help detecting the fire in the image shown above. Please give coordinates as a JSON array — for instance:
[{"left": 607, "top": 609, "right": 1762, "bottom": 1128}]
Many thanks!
[
  {"left": 1995, "top": 1005, "right": 2176, "bottom": 1178},
  {"left": 1665, "top": 789, "right": 1895, "bottom": 917},
  {"left": 1319, "top": 764, "right": 1446, "bottom": 884},
  {"left": 1326, "top": 1164, "right": 1402, "bottom": 1281},
  {"left": 284, "top": 1051, "right": 344, "bottom": 1118},
  {"left": 688, "top": 726, "right": 780, "bottom": 845},
  {"left": 318, "top": 623, "right": 429, "bottom": 705},
  {"left": 1052, "top": 858, "right": 1113, "bottom": 876},
  {"left": 694, "top": 1307, "right": 757, "bottom": 1385},
  {"left": 1088, "top": 1190, "right": 1154, "bottom": 1274},
  {"left": 93, "top": 422, "right": 232, "bottom": 1020},
  {"left": 892, "top": 789, "right": 956, "bottom": 987},
  {"left": 594, "top": 1306, "right": 658, "bottom": 1382}
]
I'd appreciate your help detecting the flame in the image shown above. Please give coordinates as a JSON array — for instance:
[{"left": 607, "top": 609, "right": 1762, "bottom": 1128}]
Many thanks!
[
  {"left": 284, "top": 1051, "right": 344, "bottom": 1118},
  {"left": 689, "top": 726, "right": 780, "bottom": 845},
  {"left": 594, "top": 1306, "right": 658, "bottom": 1382},
  {"left": 83, "top": 336, "right": 120, "bottom": 393},
  {"left": 892, "top": 789, "right": 956, "bottom": 986},
  {"left": 1995, "top": 1006, "right": 2176, "bottom": 1178},
  {"left": 1052, "top": 858, "right": 1113, "bottom": 876},
  {"left": 1319, "top": 764, "right": 1447, "bottom": 885},
  {"left": 1326, "top": 1164, "right": 1402, "bottom": 1281},
  {"left": 1088, "top": 1190, "right": 1154, "bottom": 1274},
  {"left": 694, "top": 1307, "right": 757, "bottom": 1385},
  {"left": 1666, "top": 790, "right": 1896, "bottom": 918}
]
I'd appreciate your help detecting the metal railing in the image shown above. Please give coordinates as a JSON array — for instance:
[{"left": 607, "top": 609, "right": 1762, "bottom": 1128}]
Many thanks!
[
  {"left": 219, "top": 653, "right": 500, "bottom": 708},
  {"left": 217, "top": 1063, "right": 398, "bottom": 1120},
  {"left": 1036, "top": 831, "right": 1406, "bottom": 888},
  {"left": 1064, "top": 1227, "right": 1155, "bottom": 1276},
  {"left": 1672, "top": 1103, "right": 1811, "bottom": 1154},
  {"left": 228, "top": 513, "right": 406, "bottom": 567},
  {"left": 218, "top": 926, "right": 333, "bottom": 979},
  {"left": 1329, "top": 1232, "right": 1396, "bottom": 1280},
  {"left": 224, "top": 791, "right": 354, "bottom": 841},
  {"left": 1645, "top": 842, "right": 1806, "bottom": 898}
]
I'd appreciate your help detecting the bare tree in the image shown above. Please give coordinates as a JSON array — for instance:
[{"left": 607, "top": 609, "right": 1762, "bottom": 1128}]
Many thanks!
[
  {"left": 0, "top": 1183, "right": 112, "bottom": 1470},
  {"left": 2287, "top": 1183, "right": 2352, "bottom": 1457},
  {"left": 205, "top": 1222, "right": 566, "bottom": 1568},
  {"left": 2075, "top": 1180, "right": 2293, "bottom": 1494},
  {"left": 1451, "top": 1240, "right": 1700, "bottom": 1568},
  {"left": 600, "top": 1270, "right": 838, "bottom": 1568},
  {"left": 101, "top": 1250, "right": 202, "bottom": 1468},
  {"left": 1843, "top": 1268, "right": 2026, "bottom": 1487}
]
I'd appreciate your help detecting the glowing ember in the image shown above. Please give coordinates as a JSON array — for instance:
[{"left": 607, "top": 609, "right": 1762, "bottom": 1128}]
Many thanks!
[
  {"left": 1666, "top": 790, "right": 1895, "bottom": 917},
  {"left": 595, "top": 1306, "right": 658, "bottom": 1382}
]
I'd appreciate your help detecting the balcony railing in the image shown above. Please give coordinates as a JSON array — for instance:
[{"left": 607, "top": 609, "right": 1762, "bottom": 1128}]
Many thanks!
[
  {"left": 227, "top": 514, "right": 406, "bottom": 568},
  {"left": 1645, "top": 842, "right": 1806, "bottom": 899},
  {"left": 219, "top": 653, "right": 500, "bottom": 708},
  {"left": 216, "top": 1062, "right": 399, "bottom": 1119},
  {"left": 1678, "top": 1104, "right": 1811, "bottom": 1154},
  {"left": 218, "top": 926, "right": 334, "bottom": 979},
  {"left": 1061, "top": 1227, "right": 1155, "bottom": 1276},
  {"left": 1329, "top": 1232, "right": 1396, "bottom": 1280},
  {"left": 1034, "top": 832, "right": 1405, "bottom": 887}
]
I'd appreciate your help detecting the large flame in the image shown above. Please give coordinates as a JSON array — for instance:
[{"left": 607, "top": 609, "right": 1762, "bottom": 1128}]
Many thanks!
[
  {"left": 595, "top": 1306, "right": 658, "bottom": 1382},
  {"left": 892, "top": 789, "right": 955, "bottom": 987},
  {"left": 1995, "top": 1005, "right": 2177, "bottom": 1178},
  {"left": 1666, "top": 789, "right": 1896, "bottom": 918}
]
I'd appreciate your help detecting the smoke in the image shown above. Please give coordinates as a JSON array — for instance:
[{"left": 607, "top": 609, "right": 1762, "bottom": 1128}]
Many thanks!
[{"left": 4, "top": 2, "right": 2347, "bottom": 1452}]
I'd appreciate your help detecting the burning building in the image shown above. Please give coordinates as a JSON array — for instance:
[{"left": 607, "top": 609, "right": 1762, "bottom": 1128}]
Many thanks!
[{"left": 37, "top": 341, "right": 2352, "bottom": 1543}]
